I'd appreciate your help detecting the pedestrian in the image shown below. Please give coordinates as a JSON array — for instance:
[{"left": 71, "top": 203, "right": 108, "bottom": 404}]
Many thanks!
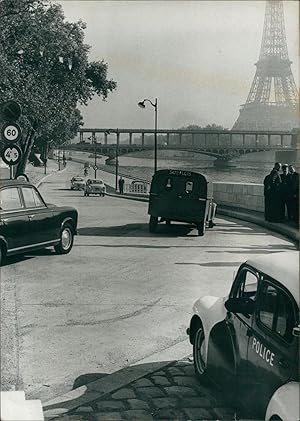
[
  {"left": 288, "top": 165, "right": 299, "bottom": 223},
  {"left": 118, "top": 176, "right": 125, "bottom": 195},
  {"left": 280, "top": 164, "right": 290, "bottom": 220},
  {"left": 263, "top": 162, "right": 282, "bottom": 222}
]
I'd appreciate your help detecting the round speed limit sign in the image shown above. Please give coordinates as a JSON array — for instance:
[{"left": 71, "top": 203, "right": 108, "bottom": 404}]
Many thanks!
[
  {"left": 1, "top": 122, "right": 22, "bottom": 142},
  {"left": 1, "top": 145, "right": 22, "bottom": 166}
]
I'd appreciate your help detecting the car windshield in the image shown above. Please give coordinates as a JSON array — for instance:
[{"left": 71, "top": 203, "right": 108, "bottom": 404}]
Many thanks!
[{"left": 90, "top": 180, "right": 103, "bottom": 184}]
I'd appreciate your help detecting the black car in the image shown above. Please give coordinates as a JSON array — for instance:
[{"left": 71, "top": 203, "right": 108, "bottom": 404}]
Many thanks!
[{"left": 0, "top": 179, "right": 78, "bottom": 265}]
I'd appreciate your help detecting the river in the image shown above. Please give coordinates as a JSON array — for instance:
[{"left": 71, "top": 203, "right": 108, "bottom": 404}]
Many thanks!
[{"left": 1, "top": 148, "right": 295, "bottom": 185}]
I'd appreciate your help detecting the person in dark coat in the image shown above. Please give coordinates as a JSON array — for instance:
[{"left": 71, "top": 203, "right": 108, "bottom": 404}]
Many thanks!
[
  {"left": 288, "top": 165, "right": 299, "bottom": 223},
  {"left": 118, "top": 176, "right": 125, "bottom": 194},
  {"left": 263, "top": 162, "right": 282, "bottom": 222},
  {"left": 280, "top": 164, "right": 290, "bottom": 221}
]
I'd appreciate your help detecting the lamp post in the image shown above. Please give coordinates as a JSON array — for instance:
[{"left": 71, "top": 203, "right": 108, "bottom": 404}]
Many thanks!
[
  {"left": 105, "top": 129, "right": 119, "bottom": 192},
  {"left": 93, "top": 134, "right": 97, "bottom": 178},
  {"left": 138, "top": 98, "right": 158, "bottom": 173},
  {"left": 88, "top": 134, "right": 98, "bottom": 178}
]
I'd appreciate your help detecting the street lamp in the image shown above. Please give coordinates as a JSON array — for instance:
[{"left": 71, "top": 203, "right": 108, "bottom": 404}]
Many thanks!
[
  {"left": 138, "top": 98, "right": 158, "bottom": 173},
  {"left": 105, "top": 129, "right": 119, "bottom": 192},
  {"left": 88, "top": 134, "right": 98, "bottom": 178}
]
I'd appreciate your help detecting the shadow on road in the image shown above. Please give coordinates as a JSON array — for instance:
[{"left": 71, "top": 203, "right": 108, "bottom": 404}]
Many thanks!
[
  {"left": 3, "top": 248, "right": 55, "bottom": 266},
  {"left": 78, "top": 223, "right": 197, "bottom": 238},
  {"left": 176, "top": 261, "right": 242, "bottom": 267}
]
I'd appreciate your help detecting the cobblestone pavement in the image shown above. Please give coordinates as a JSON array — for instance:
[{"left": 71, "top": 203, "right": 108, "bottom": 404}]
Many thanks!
[{"left": 48, "top": 358, "right": 237, "bottom": 421}]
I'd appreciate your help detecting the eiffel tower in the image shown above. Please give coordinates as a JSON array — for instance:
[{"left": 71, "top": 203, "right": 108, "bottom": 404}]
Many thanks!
[{"left": 233, "top": 0, "right": 299, "bottom": 131}]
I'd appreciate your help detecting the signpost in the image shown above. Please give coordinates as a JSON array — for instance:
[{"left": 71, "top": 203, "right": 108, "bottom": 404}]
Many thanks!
[
  {"left": 0, "top": 100, "right": 23, "bottom": 179},
  {"left": 1, "top": 145, "right": 22, "bottom": 166},
  {"left": 1, "top": 122, "right": 22, "bottom": 143},
  {"left": 93, "top": 164, "right": 98, "bottom": 178}
]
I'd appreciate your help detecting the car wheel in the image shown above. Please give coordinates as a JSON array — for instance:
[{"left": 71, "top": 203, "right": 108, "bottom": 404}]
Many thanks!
[
  {"left": 193, "top": 325, "right": 207, "bottom": 378},
  {"left": 0, "top": 243, "right": 5, "bottom": 266},
  {"left": 54, "top": 223, "right": 74, "bottom": 254},
  {"left": 197, "top": 223, "right": 205, "bottom": 236},
  {"left": 149, "top": 216, "right": 158, "bottom": 233}
]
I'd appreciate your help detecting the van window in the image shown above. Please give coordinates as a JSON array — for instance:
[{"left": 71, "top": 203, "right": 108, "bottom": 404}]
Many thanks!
[
  {"left": 185, "top": 181, "right": 193, "bottom": 194},
  {"left": 165, "top": 177, "right": 172, "bottom": 191}
]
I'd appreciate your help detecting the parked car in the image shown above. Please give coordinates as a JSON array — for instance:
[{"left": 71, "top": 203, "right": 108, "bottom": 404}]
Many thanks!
[
  {"left": 0, "top": 179, "right": 78, "bottom": 265},
  {"left": 70, "top": 176, "right": 85, "bottom": 190},
  {"left": 187, "top": 252, "right": 299, "bottom": 420},
  {"left": 84, "top": 179, "right": 106, "bottom": 197}
]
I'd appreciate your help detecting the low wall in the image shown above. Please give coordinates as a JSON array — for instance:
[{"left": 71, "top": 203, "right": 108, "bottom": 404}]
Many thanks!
[
  {"left": 213, "top": 182, "right": 264, "bottom": 213},
  {"left": 123, "top": 180, "right": 265, "bottom": 214}
]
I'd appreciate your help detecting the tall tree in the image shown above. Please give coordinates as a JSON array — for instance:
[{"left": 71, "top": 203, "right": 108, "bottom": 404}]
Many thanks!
[{"left": 0, "top": 0, "right": 117, "bottom": 174}]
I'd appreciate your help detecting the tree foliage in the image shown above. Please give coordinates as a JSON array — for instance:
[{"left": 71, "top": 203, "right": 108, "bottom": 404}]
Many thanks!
[
  {"left": 180, "top": 124, "right": 229, "bottom": 131},
  {"left": 0, "top": 0, "right": 117, "bottom": 173}
]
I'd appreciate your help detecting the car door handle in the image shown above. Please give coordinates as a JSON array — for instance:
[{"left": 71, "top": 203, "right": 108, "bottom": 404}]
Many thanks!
[{"left": 278, "top": 358, "right": 289, "bottom": 369}]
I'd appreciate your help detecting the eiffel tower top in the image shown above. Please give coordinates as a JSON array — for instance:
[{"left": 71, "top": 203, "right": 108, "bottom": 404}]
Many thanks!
[{"left": 260, "top": 0, "right": 289, "bottom": 60}]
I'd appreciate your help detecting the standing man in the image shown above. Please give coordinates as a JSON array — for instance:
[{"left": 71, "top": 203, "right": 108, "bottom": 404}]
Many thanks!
[
  {"left": 263, "top": 162, "right": 282, "bottom": 222},
  {"left": 288, "top": 165, "right": 299, "bottom": 223},
  {"left": 280, "top": 164, "right": 290, "bottom": 220},
  {"left": 118, "top": 176, "right": 125, "bottom": 195}
]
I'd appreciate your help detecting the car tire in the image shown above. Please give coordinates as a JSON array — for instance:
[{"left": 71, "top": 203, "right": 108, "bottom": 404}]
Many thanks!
[
  {"left": 0, "top": 242, "right": 5, "bottom": 266},
  {"left": 197, "top": 223, "right": 205, "bottom": 236},
  {"left": 193, "top": 325, "right": 207, "bottom": 378},
  {"left": 54, "top": 223, "right": 74, "bottom": 254},
  {"left": 149, "top": 216, "right": 158, "bottom": 233}
]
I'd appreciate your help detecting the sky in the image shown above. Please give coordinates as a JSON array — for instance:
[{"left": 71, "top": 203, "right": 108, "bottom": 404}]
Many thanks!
[{"left": 57, "top": 0, "right": 299, "bottom": 130}]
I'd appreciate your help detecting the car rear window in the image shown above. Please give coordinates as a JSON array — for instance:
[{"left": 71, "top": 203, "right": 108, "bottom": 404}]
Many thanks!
[{"left": 22, "top": 187, "right": 44, "bottom": 208}]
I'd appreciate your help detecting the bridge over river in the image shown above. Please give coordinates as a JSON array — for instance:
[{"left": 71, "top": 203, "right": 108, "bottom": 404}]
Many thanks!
[{"left": 69, "top": 128, "right": 298, "bottom": 167}]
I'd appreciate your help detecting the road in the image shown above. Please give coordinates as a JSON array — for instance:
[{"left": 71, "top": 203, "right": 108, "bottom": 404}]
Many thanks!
[{"left": 1, "top": 160, "right": 296, "bottom": 404}]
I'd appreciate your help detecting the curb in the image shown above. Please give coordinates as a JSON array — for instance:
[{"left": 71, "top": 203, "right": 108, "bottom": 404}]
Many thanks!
[
  {"left": 217, "top": 208, "right": 299, "bottom": 244},
  {"left": 42, "top": 340, "right": 191, "bottom": 418}
]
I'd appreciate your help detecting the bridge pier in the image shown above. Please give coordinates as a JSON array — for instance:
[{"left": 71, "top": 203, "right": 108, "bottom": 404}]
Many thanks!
[{"left": 213, "top": 159, "right": 236, "bottom": 168}]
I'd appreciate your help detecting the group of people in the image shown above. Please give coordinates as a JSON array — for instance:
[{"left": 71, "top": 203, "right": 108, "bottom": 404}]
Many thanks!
[{"left": 264, "top": 162, "right": 299, "bottom": 224}]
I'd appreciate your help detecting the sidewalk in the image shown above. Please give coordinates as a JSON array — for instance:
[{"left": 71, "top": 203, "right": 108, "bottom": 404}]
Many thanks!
[{"left": 43, "top": 356, "right": 237, "bottom": 421}]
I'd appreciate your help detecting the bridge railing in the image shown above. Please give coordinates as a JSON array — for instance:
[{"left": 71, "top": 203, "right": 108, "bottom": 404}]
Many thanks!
[{"left": 124, "top": 182, "right": 150, "bottom": 195}]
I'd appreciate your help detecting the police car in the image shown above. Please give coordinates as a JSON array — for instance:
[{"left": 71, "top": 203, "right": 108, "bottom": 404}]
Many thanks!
[{"left": 187, "top": 252, "right": 299, "bottom": 420}]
